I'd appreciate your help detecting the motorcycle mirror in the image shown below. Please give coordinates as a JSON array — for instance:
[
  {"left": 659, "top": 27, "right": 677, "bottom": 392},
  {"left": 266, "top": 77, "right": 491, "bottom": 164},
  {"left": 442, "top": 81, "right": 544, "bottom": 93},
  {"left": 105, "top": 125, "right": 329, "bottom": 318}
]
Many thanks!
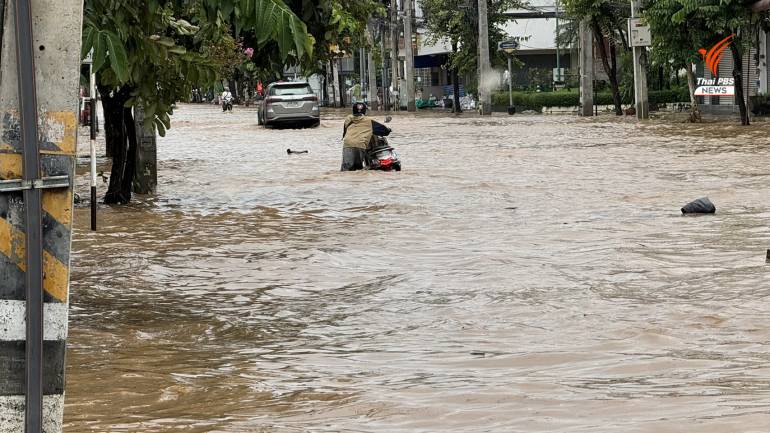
[{"left": 384, "top": 115, "right": 392, "bottom": 123}]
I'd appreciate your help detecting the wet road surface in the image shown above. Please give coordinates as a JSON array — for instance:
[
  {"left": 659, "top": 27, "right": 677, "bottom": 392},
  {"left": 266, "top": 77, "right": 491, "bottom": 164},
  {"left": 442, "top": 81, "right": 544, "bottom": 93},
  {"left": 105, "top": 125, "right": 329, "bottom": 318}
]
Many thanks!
[{"left": 65, "top": 105, "right": 770, "bottom": 432}]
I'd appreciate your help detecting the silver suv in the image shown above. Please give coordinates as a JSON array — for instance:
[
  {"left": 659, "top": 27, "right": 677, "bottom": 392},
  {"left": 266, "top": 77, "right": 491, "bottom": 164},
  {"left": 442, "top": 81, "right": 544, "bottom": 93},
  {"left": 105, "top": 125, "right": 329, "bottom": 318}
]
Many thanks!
[{"left": 258, "top": 82, "right": 320, "bottom": 128}]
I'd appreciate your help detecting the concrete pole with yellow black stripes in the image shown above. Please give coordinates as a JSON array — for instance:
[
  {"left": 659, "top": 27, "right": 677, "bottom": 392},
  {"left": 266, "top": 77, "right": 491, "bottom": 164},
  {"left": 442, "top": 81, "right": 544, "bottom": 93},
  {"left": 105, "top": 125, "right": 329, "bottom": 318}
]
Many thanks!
[{"left": 0, "top": 0, "right": 83, "bottom": 431}]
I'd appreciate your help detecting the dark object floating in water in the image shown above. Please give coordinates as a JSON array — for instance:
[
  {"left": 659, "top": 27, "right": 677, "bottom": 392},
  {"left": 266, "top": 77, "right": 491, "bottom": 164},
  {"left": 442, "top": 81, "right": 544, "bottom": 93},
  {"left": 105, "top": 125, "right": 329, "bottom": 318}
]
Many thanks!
[
  {"left": 470, "top": 351, "right": 486, "bottom": 357},
  {"left": 287, "top": 149, "right": 308, "bottom": 155},
  {"left": 681, "top": 197, "right": 716, "bottom": 215}
]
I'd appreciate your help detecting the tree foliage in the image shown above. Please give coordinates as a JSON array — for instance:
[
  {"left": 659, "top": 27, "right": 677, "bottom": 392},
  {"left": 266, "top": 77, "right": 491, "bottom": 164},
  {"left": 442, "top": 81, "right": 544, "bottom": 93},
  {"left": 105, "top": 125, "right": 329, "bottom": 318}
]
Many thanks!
[
  {"left": 563, "top": 0, "right": 630, "bottom": 114},
  {"left": 666, "top": 0, "right": 768, "bottom": 124},
  {"left": 83, "top": 0, "right": 315, "bottom": 204},
  {"left": 420, "top": 0, "right": 522, "bottom": 87},
  {"left": 83, "top": 0, "right": 314, "bottom": 135}
]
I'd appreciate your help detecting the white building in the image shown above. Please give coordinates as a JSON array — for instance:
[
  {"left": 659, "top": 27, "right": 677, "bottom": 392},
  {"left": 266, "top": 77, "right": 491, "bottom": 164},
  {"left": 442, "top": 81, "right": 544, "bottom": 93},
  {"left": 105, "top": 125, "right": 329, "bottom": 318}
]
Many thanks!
[{"left": 408, "top": 0, "right": 571, "bottom": 99}]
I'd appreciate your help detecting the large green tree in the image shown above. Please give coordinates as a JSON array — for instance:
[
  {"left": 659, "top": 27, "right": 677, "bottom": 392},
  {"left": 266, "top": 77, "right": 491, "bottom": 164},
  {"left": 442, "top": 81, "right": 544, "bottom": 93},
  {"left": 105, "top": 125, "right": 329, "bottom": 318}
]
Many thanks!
[
  {"left": 644, "top": 0, "right": 708, "bottom": 122},
  {"left": 671, "top": 0, "right": 766, "bottom": 125},
  {"left": 83, "top": 0, "right": 313, "bottom": 204},
  {"left": 563, "top": 0, "right": 630, "bottom": 115},
  {"left": 420, "top": 0, "right": 521, "bottom": 109}
]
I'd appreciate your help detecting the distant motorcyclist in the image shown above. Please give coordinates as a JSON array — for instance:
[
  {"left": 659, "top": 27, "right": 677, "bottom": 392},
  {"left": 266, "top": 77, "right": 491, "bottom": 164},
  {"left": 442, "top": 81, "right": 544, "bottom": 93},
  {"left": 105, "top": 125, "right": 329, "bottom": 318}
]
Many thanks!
[
  {"left": 221, "top": 88, "right": 233, "bottom": 112},
  {"left": 341, "top": 102, "right": 391, "bottom": 171}
]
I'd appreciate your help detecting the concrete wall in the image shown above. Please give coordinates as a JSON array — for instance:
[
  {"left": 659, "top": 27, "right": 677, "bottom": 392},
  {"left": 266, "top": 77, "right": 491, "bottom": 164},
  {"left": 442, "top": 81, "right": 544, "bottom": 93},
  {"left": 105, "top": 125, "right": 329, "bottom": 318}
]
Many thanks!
[{"left": 0, "top": 0, "right": 83, "bottom": 431}]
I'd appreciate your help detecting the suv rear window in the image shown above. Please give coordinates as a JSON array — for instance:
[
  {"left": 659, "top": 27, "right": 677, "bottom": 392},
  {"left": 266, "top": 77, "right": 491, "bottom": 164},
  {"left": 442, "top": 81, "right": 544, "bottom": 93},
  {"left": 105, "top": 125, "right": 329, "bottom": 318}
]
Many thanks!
[{"left": 270, "top": 84, "right": 313, "bottom": 96}]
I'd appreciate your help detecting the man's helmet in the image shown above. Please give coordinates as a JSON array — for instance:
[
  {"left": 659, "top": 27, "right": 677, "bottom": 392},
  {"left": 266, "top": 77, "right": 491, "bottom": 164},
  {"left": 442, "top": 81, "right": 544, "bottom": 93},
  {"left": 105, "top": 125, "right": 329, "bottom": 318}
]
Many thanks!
[{"left": 352, "top": 102, "right": 367, "bottom": 116}]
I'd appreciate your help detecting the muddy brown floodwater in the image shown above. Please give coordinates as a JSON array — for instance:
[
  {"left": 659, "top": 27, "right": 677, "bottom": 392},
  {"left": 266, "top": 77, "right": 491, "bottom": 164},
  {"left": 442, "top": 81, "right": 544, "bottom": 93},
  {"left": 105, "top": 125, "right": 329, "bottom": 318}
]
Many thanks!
[{"left": 64, "top": 104, "right": 770, "bottom": 432}]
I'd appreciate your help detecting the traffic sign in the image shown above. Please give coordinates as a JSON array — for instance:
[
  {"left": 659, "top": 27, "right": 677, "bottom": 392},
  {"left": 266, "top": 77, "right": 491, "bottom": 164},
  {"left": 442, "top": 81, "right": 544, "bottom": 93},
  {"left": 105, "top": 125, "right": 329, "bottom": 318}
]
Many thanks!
[{"left": 498, "top": 39, "right": 520, "bottom": 54}]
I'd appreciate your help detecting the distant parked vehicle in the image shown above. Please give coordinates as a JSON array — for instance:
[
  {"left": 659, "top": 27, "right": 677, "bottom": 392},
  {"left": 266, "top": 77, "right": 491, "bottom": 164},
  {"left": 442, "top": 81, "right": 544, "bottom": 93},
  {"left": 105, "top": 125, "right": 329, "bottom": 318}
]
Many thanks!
[{"left": 257, "top": 82, "right": 320, "bottom": 128}]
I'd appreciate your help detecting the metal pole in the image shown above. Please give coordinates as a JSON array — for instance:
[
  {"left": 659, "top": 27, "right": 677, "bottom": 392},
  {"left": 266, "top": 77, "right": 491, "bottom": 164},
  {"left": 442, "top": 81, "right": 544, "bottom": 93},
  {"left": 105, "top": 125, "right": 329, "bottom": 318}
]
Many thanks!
[
  {"left": 14, "top": 0, "right": 44, "bottom": 429},
  {"left": 359, "top": 47, "right": 366, "bottom": 103},
  {"left": 508, "top": 56, "right": 513, "bottom": 107},
  {"left": 90, "top": 69, "right": 97, "bottom": 231}
]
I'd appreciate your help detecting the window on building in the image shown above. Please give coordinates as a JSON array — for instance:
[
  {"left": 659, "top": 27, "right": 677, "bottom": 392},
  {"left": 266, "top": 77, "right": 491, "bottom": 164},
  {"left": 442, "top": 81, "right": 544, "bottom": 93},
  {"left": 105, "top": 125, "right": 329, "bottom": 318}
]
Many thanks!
[
  {"left": 415, "top": 68, "right": 431, "bottom": 87},
  {"left": 431, "top": 70, "right": 440, "bottom": 86}
]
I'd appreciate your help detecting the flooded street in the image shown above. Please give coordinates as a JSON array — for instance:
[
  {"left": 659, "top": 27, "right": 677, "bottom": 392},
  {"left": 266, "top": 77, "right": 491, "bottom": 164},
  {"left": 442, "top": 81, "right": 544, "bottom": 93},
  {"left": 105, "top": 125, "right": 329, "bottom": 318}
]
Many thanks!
[{"left": 65, "top": 105, "right": 770, "bottom": 432}]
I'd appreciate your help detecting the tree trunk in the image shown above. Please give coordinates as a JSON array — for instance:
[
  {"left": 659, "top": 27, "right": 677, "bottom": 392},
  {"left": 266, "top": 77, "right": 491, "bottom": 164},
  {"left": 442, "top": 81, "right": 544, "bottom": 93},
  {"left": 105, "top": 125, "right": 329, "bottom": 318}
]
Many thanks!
[
  {"left": 685, "top": 63, "right": 701, "bottom": 123},
  {"left": 452, "top": 40, "right": 462, "bottom": 113},
  {"left": 228, "top": 75, "right": 239, "bottom": 104},
  {"left": 99, "top": 83, "right": 137, "bottom": 204},
  {"left": 729, "top": 42, "right": 749, "bottom": 125},
  {"left": 337, "top": 62, "right": 345, "bottom": 107},
  {"left": 592, "top": 22, "right": 623, "bottom": 115},
  {"left": 658, "top": 66, "right": 664, "bottom": 91},
  {"left": 99, "top": 85, "right": 125, "bottom": 158}
]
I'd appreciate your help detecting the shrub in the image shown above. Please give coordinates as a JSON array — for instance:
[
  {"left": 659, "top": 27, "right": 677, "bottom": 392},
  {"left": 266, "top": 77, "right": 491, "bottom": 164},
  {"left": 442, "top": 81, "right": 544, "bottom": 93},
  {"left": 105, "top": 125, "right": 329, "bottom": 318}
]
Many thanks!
[
  {"left": 492, "top": 87, "right": 690, "bottom": 112},
  {"left": 751, "top": 94, "right": 770, "bottom": 116}
]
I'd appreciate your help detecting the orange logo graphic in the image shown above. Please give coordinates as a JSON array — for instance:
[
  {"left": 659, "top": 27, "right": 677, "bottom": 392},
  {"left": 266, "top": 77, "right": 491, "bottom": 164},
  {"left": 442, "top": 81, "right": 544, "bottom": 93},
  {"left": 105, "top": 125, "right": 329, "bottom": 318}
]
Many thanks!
[{"left": 698, "top": 35, "right": 734, "bottom": 75}]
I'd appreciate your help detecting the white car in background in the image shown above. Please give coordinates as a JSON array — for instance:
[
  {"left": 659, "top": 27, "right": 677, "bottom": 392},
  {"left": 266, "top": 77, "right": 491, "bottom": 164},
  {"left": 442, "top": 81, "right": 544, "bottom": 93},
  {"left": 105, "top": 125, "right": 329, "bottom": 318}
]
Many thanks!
[{"left": 257, "top": 82, "right": 320, "bottom": 128}]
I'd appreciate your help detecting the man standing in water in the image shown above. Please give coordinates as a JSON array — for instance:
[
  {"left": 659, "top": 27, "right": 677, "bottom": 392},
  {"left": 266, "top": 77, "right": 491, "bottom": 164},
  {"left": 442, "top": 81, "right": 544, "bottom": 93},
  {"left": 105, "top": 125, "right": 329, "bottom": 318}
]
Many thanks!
[{"left": 341, "top": 102, "right": 391, "bottom": 171}]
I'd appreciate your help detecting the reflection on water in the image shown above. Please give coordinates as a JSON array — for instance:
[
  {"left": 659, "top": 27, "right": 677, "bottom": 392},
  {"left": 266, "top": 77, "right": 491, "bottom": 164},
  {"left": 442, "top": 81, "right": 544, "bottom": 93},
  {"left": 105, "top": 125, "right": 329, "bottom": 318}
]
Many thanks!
[{"left": 65, "top": 106, "right": 770, "bottom": 432}]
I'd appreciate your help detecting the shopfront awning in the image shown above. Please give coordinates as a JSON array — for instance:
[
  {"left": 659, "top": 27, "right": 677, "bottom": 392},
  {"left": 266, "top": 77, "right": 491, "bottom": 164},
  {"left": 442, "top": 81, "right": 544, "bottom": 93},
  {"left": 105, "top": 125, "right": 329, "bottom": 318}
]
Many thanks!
[{"left": 414, "top": 54, "right": 448, "bottom": 69}]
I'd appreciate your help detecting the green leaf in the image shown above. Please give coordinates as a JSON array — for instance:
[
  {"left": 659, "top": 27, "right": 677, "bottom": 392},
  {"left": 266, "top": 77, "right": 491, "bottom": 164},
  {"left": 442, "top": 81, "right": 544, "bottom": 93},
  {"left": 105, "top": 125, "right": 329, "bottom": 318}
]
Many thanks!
[
  {"left": 92, "top": 32, "right": 107, "bottom": 73},
  {"left": 104, "top": 31, "right": 130, "bottom": 83},
  {"left": 221, "top": 0, "right": 234, "bottom": 19},
  {"left": 81, "top": 27, "right": 95, "bottom": 60},
  {"left": 159, "top": 112, "right": 171, "bottom": 130},
  {"left": 154, "top": 118, "right": 167, "bottom": 137},
  {"left": 289, "top": 15, "right": 307, "bottom": 59},
  {"left": 157, "top": 36, "right": 176, "bottom": 47},
  {"left": 255, "top": 0, "right": 279, "bottom": 43}
]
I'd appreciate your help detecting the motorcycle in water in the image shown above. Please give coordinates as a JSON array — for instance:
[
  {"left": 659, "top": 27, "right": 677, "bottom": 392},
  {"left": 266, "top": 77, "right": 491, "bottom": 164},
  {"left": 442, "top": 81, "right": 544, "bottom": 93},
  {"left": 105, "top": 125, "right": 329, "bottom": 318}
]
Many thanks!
[
  {"left": 366, "top": 135, "right": 401, "bottom": 171},
  {"left": 222, "top": 95, "right": 233, "bottom": 112}
]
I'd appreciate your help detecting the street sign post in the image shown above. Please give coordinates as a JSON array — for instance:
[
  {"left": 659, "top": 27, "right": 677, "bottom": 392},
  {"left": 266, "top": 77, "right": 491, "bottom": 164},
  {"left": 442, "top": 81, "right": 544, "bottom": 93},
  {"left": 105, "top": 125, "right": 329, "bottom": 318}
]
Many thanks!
[
  {"left": 498, "top": 39, "right": 520, "bottom": 55},
  {"left": 628, "top": 18, "right": 652, "bottom": 47},
  {"left": 498, "top": 39, "right": 520, "bottom": 115}
]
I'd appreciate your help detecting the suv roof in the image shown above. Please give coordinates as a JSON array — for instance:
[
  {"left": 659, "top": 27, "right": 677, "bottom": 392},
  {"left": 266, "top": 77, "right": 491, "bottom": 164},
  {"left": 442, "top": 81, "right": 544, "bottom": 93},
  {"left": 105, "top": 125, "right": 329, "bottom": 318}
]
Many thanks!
[{"left": 269, "top": 81, "right": 310, "bottom": 87}]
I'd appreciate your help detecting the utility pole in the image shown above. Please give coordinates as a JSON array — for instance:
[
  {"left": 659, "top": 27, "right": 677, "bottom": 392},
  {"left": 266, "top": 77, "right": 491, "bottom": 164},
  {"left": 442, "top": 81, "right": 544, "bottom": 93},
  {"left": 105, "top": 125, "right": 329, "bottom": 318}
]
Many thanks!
[
  {"left": 477, "top": 0, "right": 492, "bottom": 115},
  {"left": 359, "top": 47, "right": 367, "bottom": 103},
  {"left": 630, "top": 0, "right": 649, "bottom": 119},
  {"left": 326, "top": 60, "right": 336, "bottom": 107},
  {"left": 368, "top": 44, "right": 378, "bottom": 110},
  {"left": 579, "top": 19, "right": 594, "bottom": 116},
  {"left": 89, "top": 67, "right": 98, "bottom": 230},
  {"left": 1, "top": 0, "right": 82, "bottom": 432},
  {"left": 381, "top": 22, "right": 391, "bottom": 112},
  {"left": 390, "top": 0, "right": 400, "bottom": 110},
  {"left": 404, "top": 0, "right": 416, "bottom": 112},
  {"left": 366, "top": 23, "right": 378, "bottom": 110},
  {"left": 333, "top": 58, "right": 343, "bottom": 107},
  {"left": 555, "top": 0, "right": 561, "bottom": 88},
  {"left": 133, "top": 104, "right": 158, "bottom": 195}
]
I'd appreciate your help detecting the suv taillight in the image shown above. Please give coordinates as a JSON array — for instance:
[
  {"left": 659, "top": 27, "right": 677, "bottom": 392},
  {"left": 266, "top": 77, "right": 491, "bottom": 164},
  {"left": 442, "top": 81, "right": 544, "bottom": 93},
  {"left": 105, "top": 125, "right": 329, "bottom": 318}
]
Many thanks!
[
  {"left": 302, "top": 95, "right": 318, "bottom": 102},
  {"left": 266, "top": 97, "right": 284, "bottom": 104}
]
